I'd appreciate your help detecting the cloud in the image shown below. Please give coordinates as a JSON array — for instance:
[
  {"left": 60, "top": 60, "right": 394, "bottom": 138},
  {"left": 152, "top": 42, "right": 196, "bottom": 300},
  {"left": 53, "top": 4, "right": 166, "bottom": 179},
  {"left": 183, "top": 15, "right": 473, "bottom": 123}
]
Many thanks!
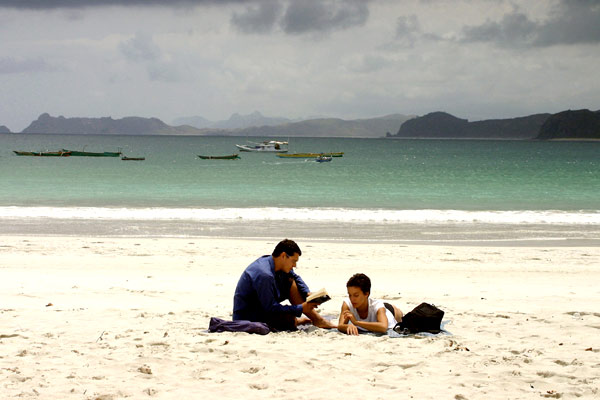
[
  {"left": 281, "top": 0, "right": 369, "bottom": 35},
  {"left": 349, "top": 55, "right": 394, "bottom": 73},
  {"left": 230, "top": 0, "right": 371, "bottom": 36},
  {"left": 0, "top": 0, "right": 244, "bottom": 9},
  {"left": 461, "top": 0, "right": 600, "bottom": 47},
  {"left": 231, "top": 0, "right": 282, "bottom": 34},
  {"left": 395, "top": 15, "right": 421, "bottom": 47},
  {"left": 0, "top": 56, "right": 55, "bottom": 74},
  {"left": 119, "top": 32, "right": 161, "bottom": 62},
  {"left": 461, "top": 12, "right": 536, "bottom": 46},
  {"left": 1, "top": 0, "right": 372, "bottom": 36},
  {"left": 118, "top": 32, "right": 181, "bottom": 82}
]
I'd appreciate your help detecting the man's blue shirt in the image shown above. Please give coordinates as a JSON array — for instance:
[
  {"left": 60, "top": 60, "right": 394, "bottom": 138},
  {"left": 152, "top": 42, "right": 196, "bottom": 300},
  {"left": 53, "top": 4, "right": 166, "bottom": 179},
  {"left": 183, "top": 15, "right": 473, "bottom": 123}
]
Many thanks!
[{"left": 233, "top": 255, "right": 310, "bottom": 322}]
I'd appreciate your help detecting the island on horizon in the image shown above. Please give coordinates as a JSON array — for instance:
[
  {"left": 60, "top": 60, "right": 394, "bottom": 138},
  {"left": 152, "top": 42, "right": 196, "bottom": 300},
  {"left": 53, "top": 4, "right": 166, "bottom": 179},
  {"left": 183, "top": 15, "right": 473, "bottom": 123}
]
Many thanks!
[{"left": 2, "top": 109, "right": 599, "bottom": 140}]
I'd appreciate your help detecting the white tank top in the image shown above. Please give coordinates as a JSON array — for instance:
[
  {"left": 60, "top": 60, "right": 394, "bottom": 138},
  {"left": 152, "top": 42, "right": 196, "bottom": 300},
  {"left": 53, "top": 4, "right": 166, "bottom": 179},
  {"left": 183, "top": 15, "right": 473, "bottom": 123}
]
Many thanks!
[{"left": 343, "top": 297, "right": 397, "bottom": 331}]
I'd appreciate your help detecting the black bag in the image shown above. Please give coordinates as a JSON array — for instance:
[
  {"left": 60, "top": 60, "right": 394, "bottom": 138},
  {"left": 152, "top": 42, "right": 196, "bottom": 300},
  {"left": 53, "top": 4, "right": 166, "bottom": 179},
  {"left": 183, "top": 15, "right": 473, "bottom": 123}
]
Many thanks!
[{"left": 393, "top": 302, "right": 444, "bottom": 334}]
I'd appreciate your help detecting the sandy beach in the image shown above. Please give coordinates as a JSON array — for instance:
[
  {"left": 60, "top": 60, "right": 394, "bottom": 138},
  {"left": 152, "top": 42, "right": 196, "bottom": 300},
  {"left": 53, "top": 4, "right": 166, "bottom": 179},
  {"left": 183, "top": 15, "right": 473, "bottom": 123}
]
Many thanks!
[{"left": 1, "top": 235, "right": 599, "bottom": 399}]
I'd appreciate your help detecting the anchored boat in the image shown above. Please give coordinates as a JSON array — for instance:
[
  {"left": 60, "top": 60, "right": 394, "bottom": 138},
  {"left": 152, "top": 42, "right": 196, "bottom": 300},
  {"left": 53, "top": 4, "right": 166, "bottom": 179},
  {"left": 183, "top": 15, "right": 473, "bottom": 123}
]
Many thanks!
[
  {"left": 315, "top": 155, "right": 333, "bottom": 162},
  {"left": 13, "top": 150, "right": 71, "bottom": 157},
  {"left": 198, "top": 154, "right": 240, "bottom": 160},
  {"left": 235, "top": 140, "right": 288, "bottom": 153},
  {"left": 121, "top": 156, "right": 145, "bottom": 161},
  {"left": 276, "top": 152, "right": 344, "bottom": 158},
  {"left": 61, "top": 149, "right": 122, "bottom": 157}
]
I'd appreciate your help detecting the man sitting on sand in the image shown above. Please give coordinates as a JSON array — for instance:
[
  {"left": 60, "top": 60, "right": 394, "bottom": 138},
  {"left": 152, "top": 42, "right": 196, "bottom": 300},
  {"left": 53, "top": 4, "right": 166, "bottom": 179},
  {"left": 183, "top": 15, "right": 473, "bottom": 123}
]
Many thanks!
[
  {"left": 233, "top": 239, "right": 335, "bottom": 331},
  {"left": 338, "top": 273, "right": 403, "bottom": 335}
]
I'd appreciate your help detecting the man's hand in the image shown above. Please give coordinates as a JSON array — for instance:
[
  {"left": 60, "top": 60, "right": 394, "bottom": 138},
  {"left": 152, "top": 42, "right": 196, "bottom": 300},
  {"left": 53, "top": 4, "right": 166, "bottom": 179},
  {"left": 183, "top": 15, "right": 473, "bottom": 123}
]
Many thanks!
[{"left": 302, "top": 301, "right": 318, "bottom": 315}]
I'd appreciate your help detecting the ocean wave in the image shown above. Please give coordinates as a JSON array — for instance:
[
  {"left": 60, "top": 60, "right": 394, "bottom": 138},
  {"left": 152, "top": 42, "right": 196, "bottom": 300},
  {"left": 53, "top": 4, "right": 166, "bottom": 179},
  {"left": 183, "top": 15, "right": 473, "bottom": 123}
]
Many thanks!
[{"left": 1, "top": 206, "right": 599, "bottom": 225}]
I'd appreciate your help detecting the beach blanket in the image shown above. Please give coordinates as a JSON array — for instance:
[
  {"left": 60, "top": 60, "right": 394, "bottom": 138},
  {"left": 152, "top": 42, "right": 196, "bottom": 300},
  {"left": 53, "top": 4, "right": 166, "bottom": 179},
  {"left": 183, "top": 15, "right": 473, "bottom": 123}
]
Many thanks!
[
  {"left": 208, "top": 317, "right": 270, "bottom": 335},
  {"left": 387, "top": 320, "right": 452, "bottom": 338},
  {"left": 296, "top": 318, "right": 452, "bottom": 337}
]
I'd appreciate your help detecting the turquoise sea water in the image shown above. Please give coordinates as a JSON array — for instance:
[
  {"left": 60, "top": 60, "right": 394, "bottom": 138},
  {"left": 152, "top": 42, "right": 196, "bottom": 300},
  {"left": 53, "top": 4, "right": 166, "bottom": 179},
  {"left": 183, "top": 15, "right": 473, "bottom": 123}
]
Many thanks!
[{"left": 1, "top": 133, "right": 599, "bottom": 242}]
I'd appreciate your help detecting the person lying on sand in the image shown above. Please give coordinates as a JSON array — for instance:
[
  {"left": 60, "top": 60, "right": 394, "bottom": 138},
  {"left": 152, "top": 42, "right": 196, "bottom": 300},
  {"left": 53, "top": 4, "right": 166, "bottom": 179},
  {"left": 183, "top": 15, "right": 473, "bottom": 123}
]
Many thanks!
[
  {"left": 338, "top": 273, "right": 403, "bottom": 335},
  {"left": 233, "top": 239, "right": 335, "bottom": 332}
]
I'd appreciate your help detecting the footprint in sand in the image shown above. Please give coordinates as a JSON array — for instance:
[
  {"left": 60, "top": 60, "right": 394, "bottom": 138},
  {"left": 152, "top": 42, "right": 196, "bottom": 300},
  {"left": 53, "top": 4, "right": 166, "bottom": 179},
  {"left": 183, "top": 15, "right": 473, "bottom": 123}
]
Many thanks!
[{"left": 248, "top": 383, "right": 268, "bottom": 390}]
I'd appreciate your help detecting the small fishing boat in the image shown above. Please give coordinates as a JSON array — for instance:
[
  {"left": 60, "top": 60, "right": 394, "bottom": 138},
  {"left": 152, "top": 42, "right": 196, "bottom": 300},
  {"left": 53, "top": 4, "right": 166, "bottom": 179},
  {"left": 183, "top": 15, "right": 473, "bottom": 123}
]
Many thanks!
[
  {"left": 121, "top": 156, "right": 145, "bottom": 161},
  {"left": 198, "top": 154, "right": 240, "bottom": 160},
  {"left": 13, "top": 150, "right": 71, "bottom": 157},
  {"left": 235, "top": 140, "right": 288, "bottom": 153},
  {"left": 276, "top": 152, "right": 344, "bottom": 158},
  {"left": 62, "top": 149, "right": 121, "bottom": 157},
  {"left": 315, "top": 155, "right": 332, "bottom": 163}
]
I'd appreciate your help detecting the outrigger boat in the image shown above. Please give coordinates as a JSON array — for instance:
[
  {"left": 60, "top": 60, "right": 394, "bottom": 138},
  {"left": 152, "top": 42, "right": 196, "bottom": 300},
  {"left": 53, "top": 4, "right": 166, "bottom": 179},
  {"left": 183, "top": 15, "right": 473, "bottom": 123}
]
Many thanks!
[
  {"left": 276, "top": 152, "right": 344, "bottom": 158},
  {"left": 61, "top": 149, "right": 122, "bottom": 157},
  {"left": 315, "top": 155, "right": 332, "bottom": 163},
  {"left": 13, "top": 150, "right": 71, "bottom": 157},
  {"left": 198, "top": 154, "right": 240, "bottom": 160},
  {"left": 121, "top": 156, "right": 145, "bottom": 161},
  {"left": 235, "top": 140, "right": 288, "bottom": 153}
]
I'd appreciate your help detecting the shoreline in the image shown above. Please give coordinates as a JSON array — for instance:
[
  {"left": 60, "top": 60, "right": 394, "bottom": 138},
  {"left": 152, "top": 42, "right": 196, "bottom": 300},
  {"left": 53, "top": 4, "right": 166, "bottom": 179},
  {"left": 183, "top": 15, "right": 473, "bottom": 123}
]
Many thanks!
[{"left": 1, "top": 217, "right": 599, "bottom": 246}]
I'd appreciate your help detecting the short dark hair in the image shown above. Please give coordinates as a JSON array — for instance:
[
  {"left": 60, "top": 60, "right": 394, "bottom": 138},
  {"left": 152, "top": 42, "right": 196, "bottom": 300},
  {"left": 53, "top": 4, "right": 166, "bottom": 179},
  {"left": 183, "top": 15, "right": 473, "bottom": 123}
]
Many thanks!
[
  {"left": 347, "top": 273, "right": 371, "bottom": 294},
  {"left": 272, "top": 239, "right": 302, "bottom": 257}
]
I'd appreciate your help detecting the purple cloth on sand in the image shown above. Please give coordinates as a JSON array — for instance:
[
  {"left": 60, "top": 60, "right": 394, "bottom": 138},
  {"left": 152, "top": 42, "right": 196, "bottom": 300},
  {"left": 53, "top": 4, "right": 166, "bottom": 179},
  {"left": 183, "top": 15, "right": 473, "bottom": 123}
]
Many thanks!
[{"left": 208, "top": 317, "right": 270, "bottom": 335}]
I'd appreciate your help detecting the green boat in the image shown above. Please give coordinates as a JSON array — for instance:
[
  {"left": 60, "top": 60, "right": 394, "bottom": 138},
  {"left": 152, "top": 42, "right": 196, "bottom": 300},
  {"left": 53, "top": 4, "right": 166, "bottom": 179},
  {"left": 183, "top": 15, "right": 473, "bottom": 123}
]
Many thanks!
[
  {"left": 276, "top": 152, "right": 344, "bottom": 158},
  {"left": 61, "top": 149, "right": 122, "bottom": 157},
  {"left": 198, "top": 154, "right": 240, "bottom": 160},
  {"left": 13, "top": 150, "right": 71, "bottom": 157}
]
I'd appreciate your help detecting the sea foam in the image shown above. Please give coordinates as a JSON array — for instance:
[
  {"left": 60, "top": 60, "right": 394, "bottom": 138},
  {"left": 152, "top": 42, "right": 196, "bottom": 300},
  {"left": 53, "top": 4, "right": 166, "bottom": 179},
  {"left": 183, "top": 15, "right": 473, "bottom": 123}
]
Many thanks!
[{"left": 0, "top": 206, "right": 598, "bottom": 225}]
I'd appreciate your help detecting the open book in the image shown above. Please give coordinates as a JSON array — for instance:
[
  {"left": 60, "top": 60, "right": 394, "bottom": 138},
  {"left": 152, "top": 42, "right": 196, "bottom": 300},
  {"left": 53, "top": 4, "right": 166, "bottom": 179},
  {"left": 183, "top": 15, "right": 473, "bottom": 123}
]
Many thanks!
[{"left": 307, "top": 288, "right": 331, "bottom": 305}]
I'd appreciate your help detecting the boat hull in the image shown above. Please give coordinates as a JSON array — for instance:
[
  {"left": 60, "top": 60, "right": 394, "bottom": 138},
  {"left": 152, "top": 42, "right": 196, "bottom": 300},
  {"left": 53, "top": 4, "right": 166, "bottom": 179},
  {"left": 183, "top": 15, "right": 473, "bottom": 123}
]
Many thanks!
[
  {"left": 276, "top": 152, "right": 344, "bottom": 158},
  {"left": 235, "top": 145, "right": 288, "bottom": 153},
  {"left": 235, "top": 140, "right": 289, "bottom": 153},
  {"left": 198, "top": 154, "right": 240, "bottom": 160},
  {"left": 62, "top": 149, "right": 121, "bottom": 157},
  {"left": 13, "top": 151, "right": 71, "bottom": 157}
]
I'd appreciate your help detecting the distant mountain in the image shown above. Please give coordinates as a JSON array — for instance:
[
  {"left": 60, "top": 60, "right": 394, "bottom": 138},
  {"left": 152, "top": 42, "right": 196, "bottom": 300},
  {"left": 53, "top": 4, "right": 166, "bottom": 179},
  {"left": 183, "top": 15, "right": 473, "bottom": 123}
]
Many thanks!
[
  {"left": 393, "top": 111, "right": 550, "bottom": 139},
  {"left": 24, "top": 110, "right": 598, "bottom": 139},
  {"left": 214, "top": 113, "right": 414, "bottom": 138},
  {"left": 0, "top": 125, "right": 11, "bottom": 133},
  {"left": 172, "top": 111, "right": 291, "bottom": 130},
  {"left": 171, "top": 115, "right": 213, "bottom": 129},
  {"left": 536, "top": 109, "right": 600, "bottom": 140},
  {"left": 22, "top": 113, "right": 203, "bottom": 135}
]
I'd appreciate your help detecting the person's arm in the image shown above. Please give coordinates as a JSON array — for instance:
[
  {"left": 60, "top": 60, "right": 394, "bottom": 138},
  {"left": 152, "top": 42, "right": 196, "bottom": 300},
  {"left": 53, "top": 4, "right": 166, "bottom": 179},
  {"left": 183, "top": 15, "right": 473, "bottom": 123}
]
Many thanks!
[
  {"left": 337, "top": 302, "right": 359, "bottom": 335},
  {"left": 255, "top": 274, "right": 303, "bottom": 317},
  {"left": 345, "top": 307, "right": 389, "bottom": 334}
]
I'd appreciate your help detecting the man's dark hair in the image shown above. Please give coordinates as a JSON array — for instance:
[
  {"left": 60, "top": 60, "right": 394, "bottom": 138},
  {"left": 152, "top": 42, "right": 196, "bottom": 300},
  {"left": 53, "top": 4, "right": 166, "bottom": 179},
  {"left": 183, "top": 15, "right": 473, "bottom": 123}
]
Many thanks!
[
  {"left": 347, "top": 273, "right": 371, "bottom": 294},
  {"left": 272, "top": 239, "right": 302, "bottom": 257}
]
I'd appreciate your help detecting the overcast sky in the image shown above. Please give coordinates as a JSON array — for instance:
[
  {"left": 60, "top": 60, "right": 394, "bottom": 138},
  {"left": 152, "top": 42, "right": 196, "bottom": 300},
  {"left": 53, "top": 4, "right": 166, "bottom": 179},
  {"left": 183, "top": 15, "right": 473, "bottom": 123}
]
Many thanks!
[{"left": 1, "top": 0, "right": 599, "bottom": 131}]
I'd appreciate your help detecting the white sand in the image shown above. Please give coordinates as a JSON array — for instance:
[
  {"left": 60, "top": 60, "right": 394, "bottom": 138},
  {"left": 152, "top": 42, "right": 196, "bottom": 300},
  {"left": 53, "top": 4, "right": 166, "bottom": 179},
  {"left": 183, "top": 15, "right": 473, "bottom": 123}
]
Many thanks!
[{"left": 1, "top": 236, "right": 599, "bottom": 399}]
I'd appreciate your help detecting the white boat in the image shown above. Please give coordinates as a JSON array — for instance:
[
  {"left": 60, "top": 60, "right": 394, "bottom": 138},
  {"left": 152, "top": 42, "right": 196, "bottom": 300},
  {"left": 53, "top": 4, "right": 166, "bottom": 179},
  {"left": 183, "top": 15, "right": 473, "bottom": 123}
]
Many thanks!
[
  {"left": 235, "top": 140, "right": 288, "bottom": 153},
  {"left": 315, "top": 155, "right": 332, "bottom": 163}
]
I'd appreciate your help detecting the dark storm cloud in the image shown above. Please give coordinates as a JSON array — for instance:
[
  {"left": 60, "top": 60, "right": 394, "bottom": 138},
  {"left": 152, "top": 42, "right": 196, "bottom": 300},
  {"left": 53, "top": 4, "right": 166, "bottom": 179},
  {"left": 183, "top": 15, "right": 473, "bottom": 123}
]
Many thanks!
[
  {"left": 0, "top": 0, "right": 244, "bottom": 9},
  {"left": 230, "top": 0, "right": 370, "bottom": 35},
  {"left": 462, "top": 0, "right": 600, "bottom": 47},
  {"left": 462, "top": 11, "right": 537, "bottom": 46},
  {"left": 230, "top": 0, "right": 283, "bottom": 34},
  {"left": 281, "top": 0, "right": 369, "bottom": 35}
]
